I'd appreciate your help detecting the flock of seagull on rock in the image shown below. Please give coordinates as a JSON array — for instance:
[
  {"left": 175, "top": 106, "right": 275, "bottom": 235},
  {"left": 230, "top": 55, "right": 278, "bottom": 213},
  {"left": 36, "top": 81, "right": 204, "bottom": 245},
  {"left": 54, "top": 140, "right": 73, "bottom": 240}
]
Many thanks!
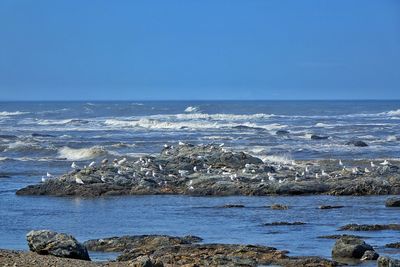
[{"left": 41, "top": 142, "right": 395, "bottom": 189}]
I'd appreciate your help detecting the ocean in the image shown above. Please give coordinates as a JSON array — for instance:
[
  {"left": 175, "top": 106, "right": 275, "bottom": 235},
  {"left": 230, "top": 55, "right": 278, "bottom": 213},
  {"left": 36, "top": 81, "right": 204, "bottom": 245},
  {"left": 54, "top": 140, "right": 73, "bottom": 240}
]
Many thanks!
[{"left": 1, "top": 100, "right": 400, "bottom": 263}]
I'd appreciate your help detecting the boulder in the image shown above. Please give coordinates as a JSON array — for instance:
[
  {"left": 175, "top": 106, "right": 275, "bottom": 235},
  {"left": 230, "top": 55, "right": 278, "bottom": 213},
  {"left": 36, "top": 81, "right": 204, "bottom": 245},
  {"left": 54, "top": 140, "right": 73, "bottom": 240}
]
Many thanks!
[
  {"left": 339, "top": 224, "right": 400, "bottom": 231},
  {"left": 377, "top": 256, "right": 400, "bottom": 267},
  {"left": 385, "top": 197, "right": 400, "bottom": 207},
  {"left": 361, "top": 250, "right": 379, "bottom": 261},
  {"left": 311, "top": 134, "right": 329, "bottom": 140},
  {"left": 26, "top": 230, "right": 90, "bottom": 261},
  {"left": 346, "top": 140, "right": 368, "bottom": 147},
  {"left": 319, "top": 205, "right": 344, "bottom": 209},
  {"left": 332, "top": 237, "right": 374, "bottom": 259}
]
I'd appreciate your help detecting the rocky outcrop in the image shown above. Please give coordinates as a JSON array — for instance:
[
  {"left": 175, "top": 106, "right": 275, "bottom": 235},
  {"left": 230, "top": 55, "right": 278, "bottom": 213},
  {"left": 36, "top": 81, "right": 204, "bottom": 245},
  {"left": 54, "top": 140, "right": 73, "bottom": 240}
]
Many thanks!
[
  {"left": 84, "top": 234, "right": 337, "bottom": 266},
  {"left": 270, "top": 204, "right": 289, "bottom": 210},
  {"left": 331, "top": 236, "right": 375, "bottom": 259},
  {"left": 385, "top": 242, "right": 400, "bottom": 248},
  {"left": 378, "top": 256, "right": 400, "bottom": 267},
  {"left": 346, "top": 140, "right": 368, "bottom": 147},
  {"left": 385, "top": 197, "right": 400, "bottom": 207},
  {"left": 26, "top": 230, "right": 90, "bottom": 261},
  {"left": 15, "top": 143, "right": 400, "bottom": 197},
  {"left": 339, "top": 224, "right": 400, "bottom": 231}
]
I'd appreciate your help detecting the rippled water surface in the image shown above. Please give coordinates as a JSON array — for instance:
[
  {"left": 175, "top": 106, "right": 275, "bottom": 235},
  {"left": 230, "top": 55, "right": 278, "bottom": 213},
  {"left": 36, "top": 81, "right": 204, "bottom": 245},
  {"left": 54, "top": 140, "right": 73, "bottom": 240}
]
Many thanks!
[{"left": 1, "top": 101, "right": 400, "bottom": 263}]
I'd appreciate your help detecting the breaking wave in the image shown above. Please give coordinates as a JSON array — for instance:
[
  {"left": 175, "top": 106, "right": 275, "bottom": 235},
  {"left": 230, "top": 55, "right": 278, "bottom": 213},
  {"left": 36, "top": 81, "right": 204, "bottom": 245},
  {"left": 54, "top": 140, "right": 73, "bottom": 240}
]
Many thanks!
[
  {"left": 0, "top": 111, "right": 29, "bottom": 116},
  {"left": 57, "top": 146, "right": 108, "bottom": 161}
]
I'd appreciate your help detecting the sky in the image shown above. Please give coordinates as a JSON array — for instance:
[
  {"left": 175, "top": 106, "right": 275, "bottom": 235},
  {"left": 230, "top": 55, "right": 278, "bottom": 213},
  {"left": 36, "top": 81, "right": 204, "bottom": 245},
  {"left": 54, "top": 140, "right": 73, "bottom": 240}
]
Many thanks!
[{"left": 0, "top": 0, "right": 399, "bottom": 100}]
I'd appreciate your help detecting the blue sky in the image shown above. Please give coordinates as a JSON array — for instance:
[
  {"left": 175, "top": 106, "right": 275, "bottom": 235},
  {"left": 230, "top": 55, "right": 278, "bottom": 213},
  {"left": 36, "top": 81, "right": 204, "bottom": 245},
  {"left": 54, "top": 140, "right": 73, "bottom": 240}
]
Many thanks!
[{"left": 0, "top": 0, "right": 399, "bottom": 100}]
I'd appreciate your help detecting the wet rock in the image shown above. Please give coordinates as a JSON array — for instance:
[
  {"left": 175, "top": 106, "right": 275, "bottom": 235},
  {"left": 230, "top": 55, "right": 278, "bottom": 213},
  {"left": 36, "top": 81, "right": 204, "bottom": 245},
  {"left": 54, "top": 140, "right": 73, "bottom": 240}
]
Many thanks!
[
  {"left": 84, "top": 235, "right": 202, "bottom": 252},
  {"left": 311, "top": 134, "right": 329, "bottom": 140},
  {"left": 346, "top": 140, "right": 368, "bottom": 147},
  {"left": 377, "top": 256, "right": 400, "bottom": 267},
  {"left": 276, "top": 130, "right": 290, "bottom": 135},
  {"left": 219, "top": 204, "right": 245, "bottom": 208},
  {"left": 339, "top": 224, "right": 400, "bottom": 231},
  {"left": 361, "top": 250, "right": 379, "bottom": 261},
  {"left": 26, "top": 230, "right": 90, "bottom": 261},
  {"left": 385, "top": 197, "right": 400, "bottom": 207},
  {"left": 270, "top": 204, "right": 289, "bottom": 210},
  {"left": 332, "top": 237, "right": 374, "bottom": 259},
  {"left": 318, "top": 234, "right": 366, "bottom": 239},
  {"left": 319, "top": 205, "right": 344, "bottom": 209},
  {"left": 263, "top": 222, "right": 305, "bottom": 226},
  {"left": 385, "top": 242, "right": 400, "bottom": 248}
]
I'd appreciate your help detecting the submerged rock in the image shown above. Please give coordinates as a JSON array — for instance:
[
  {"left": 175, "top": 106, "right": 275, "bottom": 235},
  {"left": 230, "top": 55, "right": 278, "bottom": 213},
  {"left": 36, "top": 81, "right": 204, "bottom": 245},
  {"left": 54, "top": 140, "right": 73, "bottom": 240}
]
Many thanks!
[
  {"left": 26, "top": 230, "right": 90, "bottom": 261},
  {"left": 332, "top": 237, "right": 374, "bottom": 259},
  {"left": 319, "top": 205, "right": 344, "bottom": 209},
  {"left": 339, "top": 224, "right": 400, "bottom": 231},
  {"left": 270, "top": 204, "right": 289, "bottom": 210},
  {"left": 385, "top": 242, "right": 400, "bottom": 248},
  {"left": 219, "top": 204, "right": 245, "bottom": 208},
  {"left": 346, "top": 140, "right": 368, "bottom": 147},
  {"left": 385, "top": 197, "right": 400, "bottom": 207},
  {"left": 311, "top": 134, "right": 329, "bottom": 140},
  {"left": 361, "top": 250, "right": 379, "bottom": 261}
]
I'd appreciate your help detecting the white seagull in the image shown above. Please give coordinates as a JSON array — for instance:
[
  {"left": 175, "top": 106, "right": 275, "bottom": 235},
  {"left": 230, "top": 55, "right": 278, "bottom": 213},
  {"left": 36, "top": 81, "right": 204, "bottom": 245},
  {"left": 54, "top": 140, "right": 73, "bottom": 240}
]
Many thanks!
[
  {"left": 364, "top": 168, "right": 371, "bottom": 173},
  {"left": 268, "top": 172, "right": 275, "bottom": 182},
  {"left": 380, "top": 160, "right": 390, "bottom": 166},
  {"left": 370, "top": 161, "right": 376, "bottom": 168},
  {"left": 117, "top": 158, "right": 127, "bottom": 165},
  {"left": 339, "top": 160, "right": 343, "bottom": 166},
  {"left": 88, "top": 161, "right": 96, "bottom": 168},
  {"left": 71, "top": 162, "right": 79, "bottom": 169},
  {"left": 75, "top": 177, "right": 84, "bottom": 184},
  {"left": 46, "top": 172, "right": 53, "bottom": 178}
]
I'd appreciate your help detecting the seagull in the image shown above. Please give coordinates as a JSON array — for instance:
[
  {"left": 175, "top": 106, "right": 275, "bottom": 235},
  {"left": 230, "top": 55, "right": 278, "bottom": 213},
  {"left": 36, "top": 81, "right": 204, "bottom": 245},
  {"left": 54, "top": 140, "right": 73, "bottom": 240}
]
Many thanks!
[
  {"left": 188, "top": 180, "right": 193, "bottom": 185},
  {"left": 71, "top": 162, "right": 79, "bottom": 169},
  {"left": 193, "top": 166, "right": 197, "bottom": 172},
  {"left": 278, "top": 179, "right": 284, "bottom": 184},
  {"left": 41, "top": 177, "right": 46, "bottom": 183},
  {"left": 364, "top": 168, "right": 371, "bottom": 173},
  {"left": 75, "top": 177, "right": 84, "bottom": 184},
  {"left": 305, "top": 166, "right": 309, "bottom": 173},
  {"left": 321, "top": 170, "right": 329, "bottom": 177},
  {"left": 178, "top": 141, "right": 185, "bottom": 146},
  {"left": 88, "top": 161, "right": 96, "bottom": 168},
  {"left": 189, "top": 186, "right": 194, "bottom": 190},
  {"left": 159, "top": 164, "right": 163, "bottom": 171},
  {"left": 380, "top": 160, "right": 390, "bottom": 166},
  {"left": 118, "top": 158, "right": 127, "bottom": 165},
  {"left": 118, "top": 169, "right": 123, "bottom": 175},
  {"left": 315, "top": 173, "right": 319, "bottom": 179},
  {"left": 46, "top": 172, "right": 53, "bottom": 178},
  {"left": 370, "top": 161, "right": 376, "bottom": 168},
  {"left": 268, "top": 172, "right": 275, "bottom": 182},
  {"left": 352, "top": 167, "right": 359, "bottom": 174},
  {"left": 101, "top": 176, "right": 106, "bottom": 182},
  {"left": 178, "top": 170, "right": 189, "bottom": 177},
  {"left": 101, "top": 159, "right": 108, "bottom": 165},
  {"left": 163, "top": 144, "right": 169, "bottom": 148},
  {"left": 339, "top": 160, "right": 343, "bottom": 166}
]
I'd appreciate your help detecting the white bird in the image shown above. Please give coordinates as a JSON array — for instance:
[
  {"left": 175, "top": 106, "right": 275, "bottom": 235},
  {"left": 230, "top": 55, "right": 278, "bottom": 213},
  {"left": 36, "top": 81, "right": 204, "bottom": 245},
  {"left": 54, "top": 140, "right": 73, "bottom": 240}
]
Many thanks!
[
  {"left": 178, "top": 170, "right": 189, "bottom": 177},
  {"left": 71, "top": 162, "right": 79, "bottom": 169},
  {"left": 75, "top": 177, "right": 84, "bottom": 184},
  {"left": 188, "top": 180, "right": 193, "bottom": 185},
  {"left": 118, "top": 169, "right": 123, "bottom": 175},
  {"left": 178, "top": 141, "right": 185, "bottom": 146},
  {"left": 89, "top": 161, "right": 96, "bottom": 168},
  {"left": 193, "top": 166, "right": 197, "bottom": 172},
  {"left": 46, "top": 172, "right": 52, "bottom": 178},
  {"left": 219, "top": 143, "right": 224, "bottom": 147},
  {"left": 315, "top": 173, "right": 319, "bottom": 179},
  {"left": 380, "top": 160, "right": 390, "bottom": 166},
  {"left": 159, "top": 164, "right": 163, "bottom": 171},
  {"left": 152, "top": 171, "right": 156, "bottom": 178},
  {"left": 370, "top": 161, "right": 376, "bottom": 168},
  {"left": 278, "top": 179, "right": 284, "bottom": 184},
  {"left": 101, "top": 159, "right": 108, "bottom": 165},
  {"left": 163, "top": 144, "right": 169, "bottom": 148},
  {"left": 364, "top": 168, "right": 371, "bottom": 173},
  {"left": 189, "top": 186, "right": 194, "bottom": 190},
  {"left": 339, "top": 160, "right": 343, "bottom": 166},
  {"left": 261, "top": 178, "right": 265, "bottom": 183},
  {"left": 268, "top": 172, "right": 275, "bottom": 182},
  {"left": 305, "top": 166, "right": 309, "bottom": 173},
  {"left": 101, "top": 176, "right": 106, "bottom": 182},
  {"left": 352, "top": 167, "right": 359, "bottom": 174},
  {"left": 321, "top": 170, "right": 328, "bottom": 177},
  {"left": 118, "top": 158, "right": 127, "bottom": 165},
  {"left": 41, "top": 177, "right": 46, "bottom": 183}
]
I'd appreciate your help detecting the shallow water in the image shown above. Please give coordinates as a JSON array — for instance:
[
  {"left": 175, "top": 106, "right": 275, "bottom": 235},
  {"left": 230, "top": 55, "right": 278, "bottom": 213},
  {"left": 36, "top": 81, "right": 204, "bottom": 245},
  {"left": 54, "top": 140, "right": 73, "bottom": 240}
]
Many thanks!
[{"left": 1, "top": 101, "right": 400, "bottom": 264}]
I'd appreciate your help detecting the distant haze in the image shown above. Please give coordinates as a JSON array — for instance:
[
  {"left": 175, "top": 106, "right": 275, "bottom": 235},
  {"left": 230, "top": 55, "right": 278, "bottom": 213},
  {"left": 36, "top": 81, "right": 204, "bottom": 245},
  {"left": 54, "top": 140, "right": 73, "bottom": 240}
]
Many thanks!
[{"left": 0, "top": 0, "right": 399, "bottom": 100}]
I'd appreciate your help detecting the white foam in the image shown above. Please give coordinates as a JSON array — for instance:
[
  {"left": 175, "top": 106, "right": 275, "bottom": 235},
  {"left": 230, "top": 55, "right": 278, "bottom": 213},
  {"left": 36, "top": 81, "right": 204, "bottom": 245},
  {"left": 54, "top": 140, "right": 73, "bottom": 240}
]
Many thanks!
[
  {"left": 58, "top": 146, "right": 107, "bottom": 161},
  {"left": 387, "top": 135, "right": 398, "bottom": 142},
  {"left": 315, "top": 123, "right": 332, "bottom": 128},
  {"left": 261, "top": 154, "right": 293, "bottom": 164},
  {"left": 385, "top": 109, "right": 400, "bottom": 116},
  {"left": 184, "top": 106, "right": 200, "bottom": 113},
  {"left": 0, "top": 111, "right": 29, "bottom": 116}
]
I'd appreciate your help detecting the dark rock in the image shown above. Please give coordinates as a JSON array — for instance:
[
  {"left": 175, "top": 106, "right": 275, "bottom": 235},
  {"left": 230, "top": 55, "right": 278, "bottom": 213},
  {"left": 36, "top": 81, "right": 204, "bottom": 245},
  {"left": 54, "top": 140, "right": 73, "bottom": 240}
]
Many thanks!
[
  {"left": 84, "top": 235, "right": 202, "bottom": 252},
  {"left": 377, "top": 256, "right": 400, "bottom": 267},
  {"left": 339, "top": 224, "right": 400, "bottom": 231},
  {"left": 311, "top": 134, "right": 329, "bottom": 140},
  {"left": 385, "top": 242, "right": 400, "bottom": 248},
  {"left": 26, "top": 230, "right": 90, "bottom": 261},
  {"left": 276, "top": 130, "right": 290, "bottom": 135},
  {"left": 385, "top": 197, "right": 400, "bottom": 207},
  {"left": 263, "top": 222, "right": 305, "bottom": 226},
  {"left": 219, "top": 204, "right": 245, "bottom": 208},
  {"left": 318, "top": 234, "right": 365, "bottom": 240},
  {"left": 270, "top": 204, "right": 289, "bottom": 210},
  {"left": 361, "top": 250, "right": 379, "bottom": 261},
  {"left": 332, "top": 237, "right": 374, "bottom": 259},
  {"left": 319, "top": 205, "right": 344, "bottom": 209},
  {"left": 346, "top": 140, "right": 368, "bottom": 147}
]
